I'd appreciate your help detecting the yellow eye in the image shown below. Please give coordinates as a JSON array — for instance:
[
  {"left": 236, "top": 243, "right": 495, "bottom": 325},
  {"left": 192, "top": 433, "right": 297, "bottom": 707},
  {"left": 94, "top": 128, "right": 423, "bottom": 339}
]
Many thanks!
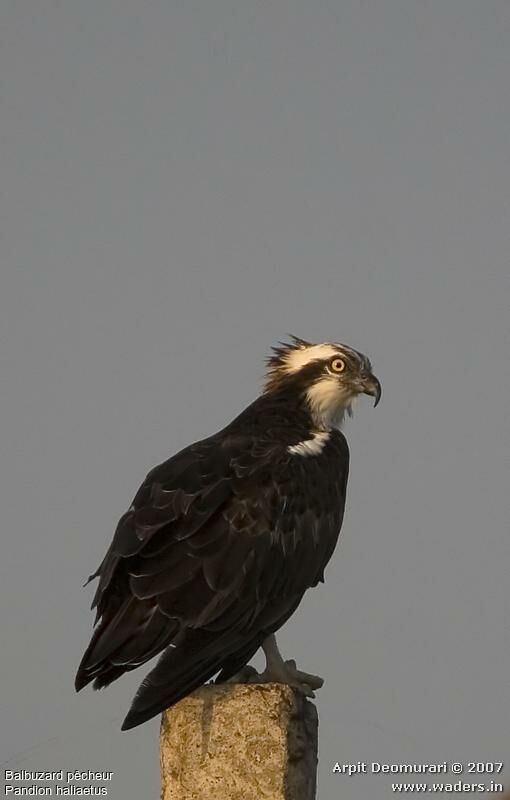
[{"left": 330, "top": 357, "right": 346, "bottom": 373}]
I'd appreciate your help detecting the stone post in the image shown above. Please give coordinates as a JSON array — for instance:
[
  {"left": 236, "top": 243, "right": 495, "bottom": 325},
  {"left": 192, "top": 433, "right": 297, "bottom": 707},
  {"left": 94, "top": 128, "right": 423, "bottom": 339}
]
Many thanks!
[{"left": 160, "top": 683, "right": 318, "bottom": 800}]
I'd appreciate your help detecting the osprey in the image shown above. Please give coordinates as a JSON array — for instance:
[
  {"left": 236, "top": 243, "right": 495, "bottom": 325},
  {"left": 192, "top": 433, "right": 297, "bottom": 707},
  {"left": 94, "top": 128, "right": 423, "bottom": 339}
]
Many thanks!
[{"left": 75, "top": 337, "right": 381, "bottom": 730}]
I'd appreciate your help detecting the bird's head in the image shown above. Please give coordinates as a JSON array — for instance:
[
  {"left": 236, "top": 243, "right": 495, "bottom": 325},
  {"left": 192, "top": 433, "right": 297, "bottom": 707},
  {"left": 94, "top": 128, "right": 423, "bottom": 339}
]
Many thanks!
[{"left": 265, "top": 336, "right": 381, "bottom": 429}]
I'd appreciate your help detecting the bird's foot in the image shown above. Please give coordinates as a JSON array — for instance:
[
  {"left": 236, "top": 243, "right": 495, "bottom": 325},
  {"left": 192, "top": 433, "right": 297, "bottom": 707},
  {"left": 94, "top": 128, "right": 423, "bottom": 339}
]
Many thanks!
[{"left": 230, "top": 660, "right": 323, "bottom": 698}]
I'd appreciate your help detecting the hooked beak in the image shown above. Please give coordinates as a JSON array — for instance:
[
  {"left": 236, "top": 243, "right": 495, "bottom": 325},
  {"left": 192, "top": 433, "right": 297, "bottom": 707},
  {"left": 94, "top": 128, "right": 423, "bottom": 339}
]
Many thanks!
[{"left": 361, "top": 374, "right": 382, "bottom": 407}]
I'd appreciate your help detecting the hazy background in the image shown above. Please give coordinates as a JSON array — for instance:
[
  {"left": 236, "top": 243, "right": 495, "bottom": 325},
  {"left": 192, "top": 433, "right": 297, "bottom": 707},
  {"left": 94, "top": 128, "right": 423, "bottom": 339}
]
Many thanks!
[{"left": 1, "top": 2, "right": 509, "bottom": 798}]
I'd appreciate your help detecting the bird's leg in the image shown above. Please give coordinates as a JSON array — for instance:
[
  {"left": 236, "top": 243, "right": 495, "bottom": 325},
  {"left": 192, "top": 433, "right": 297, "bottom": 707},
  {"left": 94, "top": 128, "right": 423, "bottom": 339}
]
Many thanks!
[
  {"left": 232, "top": 634, "right": 324, "bottom": 697},
  {"left": 260, "top": 634, "right": 324, "bottom": 695}
]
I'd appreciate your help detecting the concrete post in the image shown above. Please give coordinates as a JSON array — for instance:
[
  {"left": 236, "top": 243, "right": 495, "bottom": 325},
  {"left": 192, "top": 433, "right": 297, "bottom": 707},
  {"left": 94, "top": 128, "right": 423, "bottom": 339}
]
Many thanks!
[{"left": 160, "top": 683, "right": 318, "bottom": 800}]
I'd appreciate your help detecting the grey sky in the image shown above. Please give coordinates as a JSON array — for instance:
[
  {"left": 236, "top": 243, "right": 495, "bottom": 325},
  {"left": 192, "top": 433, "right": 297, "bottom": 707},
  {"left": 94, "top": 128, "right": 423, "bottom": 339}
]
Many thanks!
[{"left": 1, "top": 1, "right": 509, "bottom": 798}]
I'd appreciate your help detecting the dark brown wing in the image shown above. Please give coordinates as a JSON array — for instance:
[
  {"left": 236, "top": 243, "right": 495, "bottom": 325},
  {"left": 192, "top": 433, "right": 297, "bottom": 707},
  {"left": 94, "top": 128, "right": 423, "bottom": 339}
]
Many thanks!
[
  {"left": 75, "top": 438, "right": 234, "bottom": 691},
  {"left": 75, "top": 429, "right": 349, "bottom": 730}
]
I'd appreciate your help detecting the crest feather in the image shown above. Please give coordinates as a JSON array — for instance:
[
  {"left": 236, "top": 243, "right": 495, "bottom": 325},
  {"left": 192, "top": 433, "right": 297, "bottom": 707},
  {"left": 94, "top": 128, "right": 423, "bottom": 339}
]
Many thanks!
[{"left": 265, "top": 335, "right": 311, "bottom": 373}]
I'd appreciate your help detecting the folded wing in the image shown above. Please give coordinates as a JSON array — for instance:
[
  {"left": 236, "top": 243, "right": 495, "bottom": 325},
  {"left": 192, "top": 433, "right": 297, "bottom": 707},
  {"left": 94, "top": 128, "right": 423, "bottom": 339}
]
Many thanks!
[{"left": 75, "top": 430, "right": 348, "bottom": 729}]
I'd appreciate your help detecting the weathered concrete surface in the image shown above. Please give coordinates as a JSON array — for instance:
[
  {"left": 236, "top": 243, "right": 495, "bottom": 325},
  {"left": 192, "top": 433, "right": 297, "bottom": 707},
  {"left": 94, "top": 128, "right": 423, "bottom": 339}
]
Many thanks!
[{"left": 160, "top": 683, "right": 318, "bottom": 800}]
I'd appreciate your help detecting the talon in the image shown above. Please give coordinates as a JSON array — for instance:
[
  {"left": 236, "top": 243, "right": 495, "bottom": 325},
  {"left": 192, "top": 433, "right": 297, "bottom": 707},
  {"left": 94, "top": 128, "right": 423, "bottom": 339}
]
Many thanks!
[
  {"left": 289, "top": 668, "right": 324, "bottom": 690},
  {"left": 227, "top": 635, "right": 325, "bottom": 696},
  {"left": 294, "top": 683, "right": 316, "bottom": 699}
]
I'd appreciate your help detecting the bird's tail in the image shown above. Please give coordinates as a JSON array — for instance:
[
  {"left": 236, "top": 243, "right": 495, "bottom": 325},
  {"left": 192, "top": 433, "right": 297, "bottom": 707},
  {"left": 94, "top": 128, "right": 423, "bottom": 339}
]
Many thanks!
[{"left": 120, "top": 629, "right": 248, "bottom": 730}]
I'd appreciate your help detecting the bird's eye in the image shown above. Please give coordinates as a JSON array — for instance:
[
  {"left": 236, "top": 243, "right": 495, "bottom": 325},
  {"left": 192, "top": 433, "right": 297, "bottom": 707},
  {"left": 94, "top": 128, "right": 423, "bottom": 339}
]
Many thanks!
[{"left": 329, "top": 357, "right": 346, "bottom": 373}]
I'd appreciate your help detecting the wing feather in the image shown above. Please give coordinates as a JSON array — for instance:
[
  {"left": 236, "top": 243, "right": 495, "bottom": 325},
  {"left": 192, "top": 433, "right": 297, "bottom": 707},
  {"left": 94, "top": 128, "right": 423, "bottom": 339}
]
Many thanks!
[{"left": 76, "top": 428, "right": 349, "bottom": 729}]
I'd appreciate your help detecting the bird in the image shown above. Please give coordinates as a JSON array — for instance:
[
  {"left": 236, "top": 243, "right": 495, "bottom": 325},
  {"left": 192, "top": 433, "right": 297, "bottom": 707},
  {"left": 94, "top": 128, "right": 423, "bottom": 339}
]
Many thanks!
[{"left": 75, "top": 336, "right": 381, "bottom": 730}]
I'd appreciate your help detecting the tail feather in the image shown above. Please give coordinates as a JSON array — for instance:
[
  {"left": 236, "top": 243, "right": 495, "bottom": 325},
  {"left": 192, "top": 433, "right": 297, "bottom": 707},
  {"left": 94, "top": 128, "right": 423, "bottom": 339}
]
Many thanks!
[
  {"left": 121, "top": 629, "right": 250, "bottom": 730},
  {"left": 214, "top": 639, "right": 262, "bottom": 684},
  {"left": 91, "top": 664, "right": 133, "bottom": 690}
]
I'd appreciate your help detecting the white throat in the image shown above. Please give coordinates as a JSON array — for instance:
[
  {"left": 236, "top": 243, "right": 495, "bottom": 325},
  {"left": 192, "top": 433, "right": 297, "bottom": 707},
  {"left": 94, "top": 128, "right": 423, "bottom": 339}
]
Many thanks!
[{"left": 305, "top": 377, "right": 354, "bottom": 430}]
